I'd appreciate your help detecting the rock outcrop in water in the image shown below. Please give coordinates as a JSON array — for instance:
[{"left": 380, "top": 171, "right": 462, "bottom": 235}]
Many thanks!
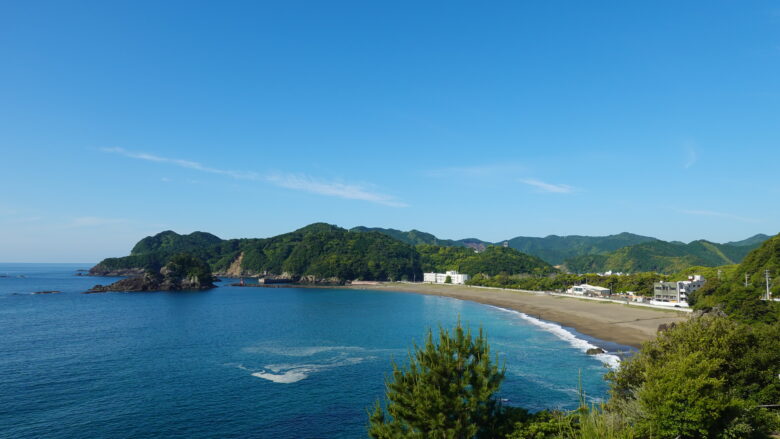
[
  {"left": 87, "top": 254, "right": 216, "bottom": 293},
  {"left": 88, "top": 267, "right": 146, "bottom": 277}
]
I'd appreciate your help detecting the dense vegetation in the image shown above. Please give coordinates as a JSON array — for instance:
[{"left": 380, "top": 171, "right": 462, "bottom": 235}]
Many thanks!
[
  {"left": 372, "top": 317, "right": 780, "bottom": 438},
  {"left": 506, "top": 232, "right": 658, "bottom": 265},
  {"left": 351, "top": 226, "right": 466, "bottom": 247},
  {"left": 564, "top": 238, "right": 767, "bottom": 274},
  {"left": 92, "top": 224, "right": 562, "bottom": 282},
  {"left": 604, "top": 316, "right": 780, "bottom": 437},
  {"left": 161, "top": 253, "right": 214, "bottom": 286},
  {"left": 417, "top": 244, "right": 556, "bottom": 277},
  {"left": 371, "top": 234, "right": 780, "bottom": 438},
  {"left": 351, "top": 226, "right": 491, "bottom": 251},
  {"left": 130, "top": 231, "right": 222, "bottom": 256},
  {"left": 466, "top": 272, "right": 665, "bottom": 296},
  {"left": 93, "top": 223, "right": 422, "bottom": 282},
  {"left": 691, "top": 234, "right": 780, "bottom": 324},
  {"left": 347, "top": 226, "right": 767, "bottom": 273},
  {"left": 93, "top": 224, "right": 774, "bottom": 288}
]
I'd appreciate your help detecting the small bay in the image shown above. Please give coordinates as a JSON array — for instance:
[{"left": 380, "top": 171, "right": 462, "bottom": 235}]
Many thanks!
[{"left": 0, "top": 264, "right": 629, "bottom": 438}]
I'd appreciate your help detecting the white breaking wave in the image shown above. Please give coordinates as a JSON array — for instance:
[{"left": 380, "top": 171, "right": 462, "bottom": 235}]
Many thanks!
[
  {"left": 252, "top": 370, "right": 310, "bottom": 384},
  {"left": 489, "top": 306, "right": 621, "bottom": 369},
  {"left": 236, "top": 346, "right": 376, "bottom": 384},
  {"left": 242, "top": 345, "right": 366, "bottom": 356}
]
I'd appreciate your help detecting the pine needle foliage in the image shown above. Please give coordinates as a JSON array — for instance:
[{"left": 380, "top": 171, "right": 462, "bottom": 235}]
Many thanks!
[{"left": 368, "top": 322, "right": 506, "bottom": 439}]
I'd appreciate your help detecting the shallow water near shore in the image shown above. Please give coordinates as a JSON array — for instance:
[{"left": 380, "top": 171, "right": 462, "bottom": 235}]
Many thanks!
[{"left": 0, "top": 264, "right": 631, "bottom": 438}]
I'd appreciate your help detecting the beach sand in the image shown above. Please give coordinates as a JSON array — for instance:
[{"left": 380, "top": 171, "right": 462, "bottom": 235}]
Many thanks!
[{"left": 351, "top": 283, "right": 688, "bottom": 348}]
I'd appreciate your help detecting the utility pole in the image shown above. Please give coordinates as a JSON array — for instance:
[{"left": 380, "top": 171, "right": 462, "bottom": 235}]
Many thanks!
[
  {"left": 745, "top": 272, "right": 749, "bottom": 287},
  {"left": 766, "top": 269, "right": 772, "bottom": 301},
  {"left": 717, "top": 269, "right": 722, "bottom": 281}
]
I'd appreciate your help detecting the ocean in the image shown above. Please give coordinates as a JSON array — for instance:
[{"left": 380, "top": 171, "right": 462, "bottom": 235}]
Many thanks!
[{"left": 0, "top": 263, "right": 630, "bottom": 438}]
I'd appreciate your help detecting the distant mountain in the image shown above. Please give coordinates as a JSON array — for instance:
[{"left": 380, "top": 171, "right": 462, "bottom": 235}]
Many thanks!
[
  {"left": 504, "top": 232, "right": 659, "bottom": 265},
  {"left": 563, "top": 238, "right": 769, "bottom": 274},
  {"left": 350, "top": 227, "right": 492, "bottom": 251},
  {"left": 725, "top": 234, "right": 772, "bottom": 247},
  {"left": 349, "top": 226, "right": 462, "bottom": 247},
  {"left": 350, "top": 227, "right": 771, "bottom": 273},
  {"left": 95, "top": 225, "right": 771, "bottom": 280}
]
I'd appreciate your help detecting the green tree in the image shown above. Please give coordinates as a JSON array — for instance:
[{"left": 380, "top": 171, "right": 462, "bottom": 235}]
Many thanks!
[
  {"left": 607, "top": 315, "right": 780, "bottom": 438},
  {"left": 368, "top": 322, "right": 508, "bottom": 439},
  {"left": 445, "top": 275, "right": 452, "bottom": 284}
]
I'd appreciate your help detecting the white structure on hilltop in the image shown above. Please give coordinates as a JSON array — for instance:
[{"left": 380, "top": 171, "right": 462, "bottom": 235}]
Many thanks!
[
  {"left": 566, "top": 283, "right": 612, "bottom": 297},
  {"left": 651, "top": 275, "right": 704, "bottom": 307},
  {"left": 423, "top": 270, "right": 470, "bottom": 285}
]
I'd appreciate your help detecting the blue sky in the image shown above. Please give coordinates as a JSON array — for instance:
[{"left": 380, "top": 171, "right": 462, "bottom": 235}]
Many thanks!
[{"left": 1, "top": 1, "right": 779, "bottom": 262}]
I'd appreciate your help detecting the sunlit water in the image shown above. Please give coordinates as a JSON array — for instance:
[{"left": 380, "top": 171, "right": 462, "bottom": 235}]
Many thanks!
[{"left": 0, "top": 263, "right": 631, "bottom": 438}]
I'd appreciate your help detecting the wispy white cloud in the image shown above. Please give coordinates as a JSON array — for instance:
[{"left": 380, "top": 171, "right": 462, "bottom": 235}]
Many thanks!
[
  {"left": 267, "top": 173, "right": 408, "bottom": 207},
  {"left": 680, "top": 209, "right": 760, "bottom": 224},
  {"left": 520, "top": 178, "right": 575, "bottom": 194},
  {"left": 102, "top": 147, "right": 407, "bottom": 207},
  {"left": 101, "top": 147, "right": 261, "bottom": 180}
]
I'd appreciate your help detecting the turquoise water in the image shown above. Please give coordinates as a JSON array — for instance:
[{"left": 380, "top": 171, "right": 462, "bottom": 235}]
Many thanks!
[{"left": 0, "top": 264, "right": 629, "bottom": 438}]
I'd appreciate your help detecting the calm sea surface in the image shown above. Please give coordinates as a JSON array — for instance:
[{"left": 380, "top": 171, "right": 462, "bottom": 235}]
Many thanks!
[{"left": 0, "top": 263, "right": 629, "bottom": 438}]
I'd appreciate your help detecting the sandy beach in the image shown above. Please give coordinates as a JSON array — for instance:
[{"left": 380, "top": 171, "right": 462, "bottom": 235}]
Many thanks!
[{"left": 351, "top": 283, "right": 689, "bottom": 348}]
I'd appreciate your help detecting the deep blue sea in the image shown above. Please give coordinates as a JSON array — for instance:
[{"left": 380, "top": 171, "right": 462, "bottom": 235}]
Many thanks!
[{"left": 0, "top": 264, "right": 630, "bottom": 438}]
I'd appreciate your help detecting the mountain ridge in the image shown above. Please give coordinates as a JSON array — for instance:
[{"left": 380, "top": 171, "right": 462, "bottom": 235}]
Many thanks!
[{"left": 350, "top": 227, "right": 769, "bottom": 272}]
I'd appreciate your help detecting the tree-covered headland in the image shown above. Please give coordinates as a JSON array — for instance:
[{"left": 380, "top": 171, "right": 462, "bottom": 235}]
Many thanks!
[{"left": 90, "top": 224, "right": 556, "bottom": 283}]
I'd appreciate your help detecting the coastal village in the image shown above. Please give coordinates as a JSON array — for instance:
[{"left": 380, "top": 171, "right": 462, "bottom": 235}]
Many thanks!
[{"left": 422, "top": 268, "right": 708, "bottom": 309}]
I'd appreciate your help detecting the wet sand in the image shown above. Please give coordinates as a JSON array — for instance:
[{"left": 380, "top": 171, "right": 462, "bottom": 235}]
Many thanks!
[{"left": 351, "top": 283, "right": 688, "bottom": 348}]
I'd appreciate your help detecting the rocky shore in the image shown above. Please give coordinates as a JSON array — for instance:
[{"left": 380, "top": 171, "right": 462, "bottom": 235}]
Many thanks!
[{"left": 86, "top": 254, "right": 216, "bottom": 293}]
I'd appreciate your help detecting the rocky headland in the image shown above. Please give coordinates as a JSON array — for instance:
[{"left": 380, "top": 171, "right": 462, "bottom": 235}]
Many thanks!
[{"left": 87, "top": 254, "right": 216, "bottom": 293}]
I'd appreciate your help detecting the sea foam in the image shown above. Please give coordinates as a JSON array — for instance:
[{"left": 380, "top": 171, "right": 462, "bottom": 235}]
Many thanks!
[
  {"left": 489, "top": 306, "right": 621, "bottom": 369},
  {"left": 252, "top": 370, "right": 309, "bottom": 384},
  {"left": 240, "top": 346, "right": 375, "bottom": 384}
]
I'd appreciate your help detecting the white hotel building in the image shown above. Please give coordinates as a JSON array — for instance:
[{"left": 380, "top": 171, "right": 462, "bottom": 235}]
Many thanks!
[{"left": 423, "top": 270, "right": 470, "bottom": 285}]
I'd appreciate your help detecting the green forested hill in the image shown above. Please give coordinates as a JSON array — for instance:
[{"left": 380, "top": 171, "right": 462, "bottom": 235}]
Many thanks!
[
  {"left": 417, "top": 244, "right": 556, "bottom": 277},
  {"left": 93, "top": 224, "right": 421, "bottom": 281},
  {"left": 692, "top": 233, "right": 780, "bottom": 324},
  {"left": 130, "top": 231, "right": 222, "bottom": 255},
  {"left": 350, "top": 226, "right": 491, "bottom": 250},
  {"left": 91, "top": 224, "right": 551, "bottom": 282},
  {"left": 349, "top": 226, "right": 464, "bottom": 247},
  {"left": 725, "top": 233, "right": 771, "bottom": 247},
  {"left": 504, "top": 232, "right": 658, "bottom": 265},
  {"left": 92, "top": 223, "right": 771, "bottom": 280},
  {"left": 563, "top": 238, "right": 767, "bottom": 274}
]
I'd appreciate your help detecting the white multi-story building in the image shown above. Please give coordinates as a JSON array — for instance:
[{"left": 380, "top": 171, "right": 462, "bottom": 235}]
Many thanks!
[
  {"left": 423, "top": 270, "right": 470, "bottom": 285},
  {"left": 651, "top": 275, "right": 705, "bottom": 306}
]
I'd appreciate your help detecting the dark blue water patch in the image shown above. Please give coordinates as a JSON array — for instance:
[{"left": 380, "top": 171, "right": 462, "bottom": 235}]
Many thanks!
[{"left": 0, "top": 264, "right": 629, "bottom": 438}]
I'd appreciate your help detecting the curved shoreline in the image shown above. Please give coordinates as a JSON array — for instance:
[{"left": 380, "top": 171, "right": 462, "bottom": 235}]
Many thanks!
[{"left": 348, "top": 282, "right": 688, "bottom": 348}]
